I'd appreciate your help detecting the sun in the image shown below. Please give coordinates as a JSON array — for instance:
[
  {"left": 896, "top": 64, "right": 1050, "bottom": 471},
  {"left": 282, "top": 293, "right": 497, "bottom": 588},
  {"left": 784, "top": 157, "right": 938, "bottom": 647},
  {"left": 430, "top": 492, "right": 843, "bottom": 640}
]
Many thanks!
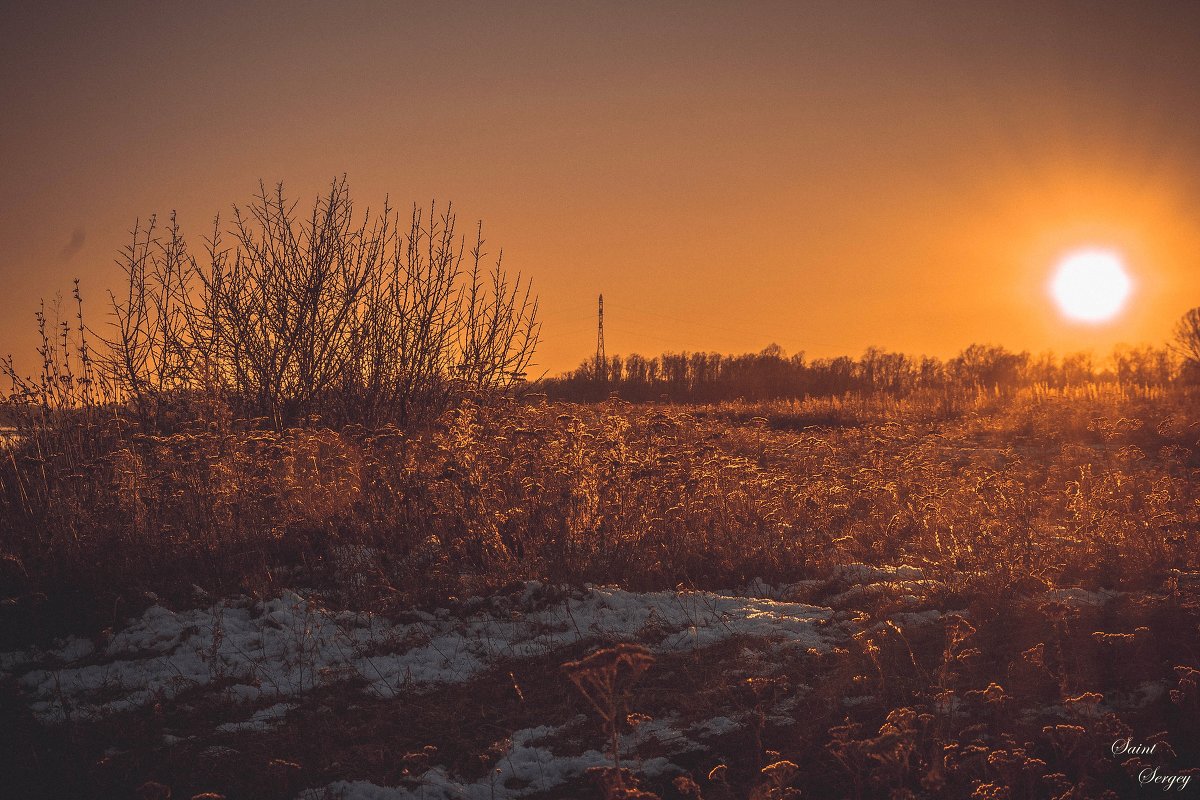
[{"left": 1050, "top": 249, "right": 1132, "bottom": 323}]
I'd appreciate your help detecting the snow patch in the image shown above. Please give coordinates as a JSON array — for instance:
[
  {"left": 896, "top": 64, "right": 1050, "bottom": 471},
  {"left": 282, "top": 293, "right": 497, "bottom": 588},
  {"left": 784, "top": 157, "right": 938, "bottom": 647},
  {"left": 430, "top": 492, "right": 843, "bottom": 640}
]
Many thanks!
[
  {"left": 299, "top": 714, "right": 698, "bottom": 800},
  {"left": 3, "top": 584, "right": 845, "bottom": 723},
  {"left": 1043, "top": 587, "right": 1121, "bottom": 609},
  {"left": 832, "top": 563, "right": 925, "bottom": 584},
  {"left": 691, "top": 715, "right": 743, "bottom": 737},
  {"left": 217, "top": 702, "right": 296, "bottom": 733}
]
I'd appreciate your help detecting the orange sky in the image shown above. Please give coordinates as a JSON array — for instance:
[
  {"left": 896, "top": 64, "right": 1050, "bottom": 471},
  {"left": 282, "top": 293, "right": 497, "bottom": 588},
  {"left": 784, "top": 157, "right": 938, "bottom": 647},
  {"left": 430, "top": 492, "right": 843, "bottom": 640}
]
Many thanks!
[{"left": 3, "top": 1, "right": 1200, "bottom": 377}]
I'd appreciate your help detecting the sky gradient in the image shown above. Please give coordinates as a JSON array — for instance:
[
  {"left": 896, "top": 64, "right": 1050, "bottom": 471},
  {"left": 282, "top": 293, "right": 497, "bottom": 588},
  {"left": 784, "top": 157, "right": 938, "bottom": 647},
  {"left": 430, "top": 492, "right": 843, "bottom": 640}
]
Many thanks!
[{"left": 4, "top": 1, "right": 1200, "bottom": 376}]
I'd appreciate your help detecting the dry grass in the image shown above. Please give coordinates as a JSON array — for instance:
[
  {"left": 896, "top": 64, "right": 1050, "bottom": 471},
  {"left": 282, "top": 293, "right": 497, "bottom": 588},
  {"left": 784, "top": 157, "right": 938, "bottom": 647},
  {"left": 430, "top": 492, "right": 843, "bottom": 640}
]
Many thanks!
[{"left": 3, "top": 386, "right": 1198, "bottom": 628}]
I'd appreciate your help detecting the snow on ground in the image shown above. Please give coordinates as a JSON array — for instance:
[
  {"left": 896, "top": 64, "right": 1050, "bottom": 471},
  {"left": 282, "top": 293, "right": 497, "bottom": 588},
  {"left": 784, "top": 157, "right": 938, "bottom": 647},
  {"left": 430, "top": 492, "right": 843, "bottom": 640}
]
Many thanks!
[
  {"left": 215, "top": 701, "right": 297, "bottom": 733},
  {"left": 0, "top": 568, "right": 968, "bottom": 800},
  {"left": 298, "top": 711, "right": 742, "bottom": 800},
  {"left": 831, "top": 563, "right": 925, "bottom": 584},
  {"left": 825, "top": 579, "right": 942, "bottom": 608},
  {"left": 2, "top": 582, "right": 846, "bottom": 723},
  {"left": 304, "top": 719, "right": 618, "bottom": 800},
  {"left": 820, "top": 563, "right": 945, "bottom": 609},
  {"left": 1042, "top": 586, "right": 1122, "bottom": 608}
]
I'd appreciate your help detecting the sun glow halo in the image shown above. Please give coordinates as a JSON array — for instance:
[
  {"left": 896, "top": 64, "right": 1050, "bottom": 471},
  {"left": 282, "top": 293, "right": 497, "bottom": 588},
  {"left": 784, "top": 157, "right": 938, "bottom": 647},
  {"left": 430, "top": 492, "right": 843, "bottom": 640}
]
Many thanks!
[{"left": 1050, "top": 249, "right": 1132, "bottom": 323}]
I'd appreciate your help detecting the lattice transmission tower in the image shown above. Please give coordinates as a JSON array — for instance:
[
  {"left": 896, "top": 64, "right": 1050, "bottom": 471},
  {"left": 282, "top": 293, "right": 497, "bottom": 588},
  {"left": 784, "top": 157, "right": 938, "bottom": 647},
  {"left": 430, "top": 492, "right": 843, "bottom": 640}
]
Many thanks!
[{"left": 595, "top": 294, "right": 606, "bottom": 382}]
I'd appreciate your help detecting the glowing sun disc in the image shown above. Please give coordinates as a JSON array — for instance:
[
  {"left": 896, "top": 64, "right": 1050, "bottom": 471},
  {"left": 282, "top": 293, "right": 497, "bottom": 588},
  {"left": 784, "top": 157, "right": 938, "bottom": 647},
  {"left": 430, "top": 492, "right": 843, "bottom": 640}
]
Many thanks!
[{"left": 1050, "top": 249, "right": 1132, "bottom": 322}]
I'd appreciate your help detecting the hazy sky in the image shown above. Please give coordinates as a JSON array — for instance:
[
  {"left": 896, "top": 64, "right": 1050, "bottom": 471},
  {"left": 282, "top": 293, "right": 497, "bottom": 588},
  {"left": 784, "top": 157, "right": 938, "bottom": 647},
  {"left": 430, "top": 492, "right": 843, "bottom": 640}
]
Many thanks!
[{"left": 4, "top": 1, "right": 1200, "bottom": 376}]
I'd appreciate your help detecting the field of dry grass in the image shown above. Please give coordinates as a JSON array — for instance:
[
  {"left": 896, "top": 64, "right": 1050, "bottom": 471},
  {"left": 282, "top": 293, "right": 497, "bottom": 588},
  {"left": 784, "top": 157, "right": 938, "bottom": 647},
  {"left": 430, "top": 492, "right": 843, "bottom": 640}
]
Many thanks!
[{"left": 2, "top": 385, "right": 1199, "bottom": 798}]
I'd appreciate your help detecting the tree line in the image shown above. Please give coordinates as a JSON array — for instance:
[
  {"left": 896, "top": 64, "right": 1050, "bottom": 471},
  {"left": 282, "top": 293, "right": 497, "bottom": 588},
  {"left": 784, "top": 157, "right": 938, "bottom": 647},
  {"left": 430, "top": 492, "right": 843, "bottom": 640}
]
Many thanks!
[{"left": 544, "top": 340, "right": 1191, "bottom": 403}]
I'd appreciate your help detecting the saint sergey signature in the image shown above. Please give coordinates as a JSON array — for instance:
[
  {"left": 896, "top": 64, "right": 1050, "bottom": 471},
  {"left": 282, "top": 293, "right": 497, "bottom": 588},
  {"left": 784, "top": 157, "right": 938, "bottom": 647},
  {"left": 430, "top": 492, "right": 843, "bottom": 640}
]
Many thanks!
[
  {"left": 1139, "top": 767, "right": 1192, "bottom": 792},
  {"left": 1111, "top": 739, "right": 1192, "bottom": 791}
]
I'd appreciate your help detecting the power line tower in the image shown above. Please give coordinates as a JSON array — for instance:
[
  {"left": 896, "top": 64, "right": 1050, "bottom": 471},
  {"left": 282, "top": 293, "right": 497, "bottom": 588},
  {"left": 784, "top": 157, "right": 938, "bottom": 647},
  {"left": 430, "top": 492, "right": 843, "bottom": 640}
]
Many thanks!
[{"left": 595, "top": 293, "right": 606, "bottom": 382}]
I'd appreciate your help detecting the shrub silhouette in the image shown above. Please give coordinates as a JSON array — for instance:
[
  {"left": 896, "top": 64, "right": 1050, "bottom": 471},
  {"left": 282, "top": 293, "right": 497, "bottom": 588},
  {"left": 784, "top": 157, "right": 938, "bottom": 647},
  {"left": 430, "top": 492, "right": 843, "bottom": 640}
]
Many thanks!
[{"left": 102, "top": 176, "right": 539, "bottom": 429}]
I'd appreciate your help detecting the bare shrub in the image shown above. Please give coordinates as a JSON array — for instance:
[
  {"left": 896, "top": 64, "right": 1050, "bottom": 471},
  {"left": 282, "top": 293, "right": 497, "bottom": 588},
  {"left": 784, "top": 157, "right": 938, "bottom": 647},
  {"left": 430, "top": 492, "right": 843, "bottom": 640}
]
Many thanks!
[{"left": 104, "top": 176, "right": 540, "bottom": 429}]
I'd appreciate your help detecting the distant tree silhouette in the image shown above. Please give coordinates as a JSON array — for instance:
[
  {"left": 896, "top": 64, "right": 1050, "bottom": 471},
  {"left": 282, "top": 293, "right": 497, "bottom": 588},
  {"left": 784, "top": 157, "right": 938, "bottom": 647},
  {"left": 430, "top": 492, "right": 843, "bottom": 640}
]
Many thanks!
[
  {"left": 542, "top": 342, "right": 1178, "bottom": 404},
  {"left": 1173, "top": 307, "right": 1200, "bottom": 380}
]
